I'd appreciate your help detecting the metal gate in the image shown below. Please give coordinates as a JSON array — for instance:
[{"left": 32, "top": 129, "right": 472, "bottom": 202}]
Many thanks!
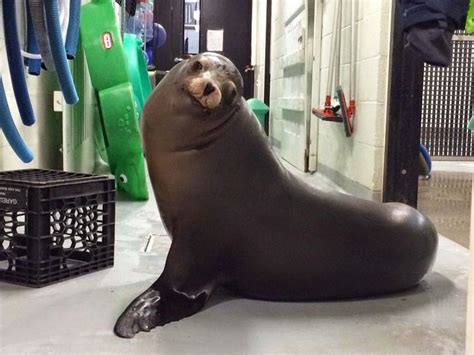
[{"left": 420, "top": 32, "right": 474, "bottom": 158}]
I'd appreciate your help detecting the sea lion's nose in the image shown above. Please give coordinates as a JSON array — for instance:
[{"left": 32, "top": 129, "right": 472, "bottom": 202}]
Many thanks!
[
  {"left": 185, "top": 77, "right": 222, "bottom": 109},
  {"left": 203, "top": 82, "right": 216, "bottom": 96}
]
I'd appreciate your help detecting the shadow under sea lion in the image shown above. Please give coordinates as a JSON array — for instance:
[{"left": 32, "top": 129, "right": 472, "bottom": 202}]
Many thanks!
[{"left": 114, "top": 52, "right": 438, "bottom": 338}]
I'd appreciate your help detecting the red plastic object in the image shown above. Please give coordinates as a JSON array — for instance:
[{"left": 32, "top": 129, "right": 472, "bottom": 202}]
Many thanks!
[{"left": 312, "top": 95, "right": 342, "bottom": 122}]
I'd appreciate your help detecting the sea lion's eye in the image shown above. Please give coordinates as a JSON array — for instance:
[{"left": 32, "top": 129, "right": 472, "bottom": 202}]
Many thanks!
[{"left": 192, "top": 61, "right": 203, "bottom": 71}]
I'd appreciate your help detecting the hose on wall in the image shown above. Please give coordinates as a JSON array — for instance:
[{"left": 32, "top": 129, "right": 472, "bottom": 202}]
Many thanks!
[
  {"left": 65, "top": 0, "right": 81, "bottom": 59},
  {"left": 2, "top": 1, "right": 36, "bottom": 126},
  {"left": 44, "top": 0, "right": 79, "bottom": 104},
  {"left": 0, "top": 79, "right": 34, "bottom": 163},
  {"left": 28, "top": 0, "right": 55, "bottom": 71},
  {"left": 25, "top": 0, "right": 42, "bottom": 76}
]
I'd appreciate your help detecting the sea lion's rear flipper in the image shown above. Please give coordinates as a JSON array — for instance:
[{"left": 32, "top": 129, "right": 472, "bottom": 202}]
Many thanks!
[{"left": 115, "top": 239, "right": 219, "bottom": 338}]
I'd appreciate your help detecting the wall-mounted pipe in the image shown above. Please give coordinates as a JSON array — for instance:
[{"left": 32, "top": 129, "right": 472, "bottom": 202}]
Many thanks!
[{"left": 2, "top": 1, "right": 36, "bottom": 126}]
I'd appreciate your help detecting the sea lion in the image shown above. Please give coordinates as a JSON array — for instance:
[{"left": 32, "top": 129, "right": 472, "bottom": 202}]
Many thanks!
[{"left": 114, "top": 53, "right": 438, "bottom": 338}]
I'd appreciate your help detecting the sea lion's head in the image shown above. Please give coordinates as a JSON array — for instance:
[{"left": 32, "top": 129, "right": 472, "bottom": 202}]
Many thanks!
[
  {"left": 183, "top": 53, "right": 243, "bottom": 111},
  {"left": 142, "top": 53, "right": 245, "bottom": 152}
]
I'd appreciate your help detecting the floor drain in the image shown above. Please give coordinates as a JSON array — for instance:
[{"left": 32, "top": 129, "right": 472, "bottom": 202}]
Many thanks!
[
  {"left": 141, "top": 233, "right": 169, "bottom": 253},
  {"left": 142, "top": 234, "right": 157, "bottom": 253}
]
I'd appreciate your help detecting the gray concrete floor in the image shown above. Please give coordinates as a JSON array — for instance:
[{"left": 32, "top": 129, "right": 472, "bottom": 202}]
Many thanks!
[
  {"left": 418, "top": 162, "right": 472, "bottom": 249},
  {"left": 0, "top": 173, "right": 471, "bottom": 354}
]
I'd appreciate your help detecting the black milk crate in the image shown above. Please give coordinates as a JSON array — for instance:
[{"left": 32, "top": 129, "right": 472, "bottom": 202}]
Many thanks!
[{"left": 0, "top": 169, "right": 115, "bottom": 288}]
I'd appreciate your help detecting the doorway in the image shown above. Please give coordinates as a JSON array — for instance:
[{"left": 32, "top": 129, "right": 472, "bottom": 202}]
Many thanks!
[
  {"left": 417, "top": 31, "right": 474, "bottom": 249},
  {"left": 384, "top": 4, "right": 473, "bottom": 249},
  {"left": 268, "top": 0, "right": 315, "bottom": 172},
  {"left": 154, "top": 0, "right": 254, "bottom": 99}
]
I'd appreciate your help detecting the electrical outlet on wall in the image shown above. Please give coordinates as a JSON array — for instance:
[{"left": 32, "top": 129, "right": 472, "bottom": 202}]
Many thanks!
[{"left": 53, "top": 91, "right": 64, "bottom": 112}]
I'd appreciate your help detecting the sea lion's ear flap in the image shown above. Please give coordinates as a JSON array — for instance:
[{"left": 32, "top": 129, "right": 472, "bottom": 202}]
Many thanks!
[{"left": 222, "top": 81, "right": 238, "bottom": 105}]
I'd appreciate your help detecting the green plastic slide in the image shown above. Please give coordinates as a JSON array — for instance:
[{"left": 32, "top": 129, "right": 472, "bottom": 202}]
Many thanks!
[
  {"left": 123, "top": 33, "right": 152, "bottom": 116},
  {"left": 80, "top": 0, "right": 148, "bottom": 200}
]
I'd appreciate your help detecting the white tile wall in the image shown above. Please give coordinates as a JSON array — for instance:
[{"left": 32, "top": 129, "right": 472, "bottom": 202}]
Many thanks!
[
  {"left": 0, "top": 2, "right": 62, "bottom": 171},
  {"left": 315, "top": 0, "right": 392, "bottom": 196},
  {"left": 270, "top": 0, "right": 392, "bottom": 196},
  {"left": 268, "top": 0, "right": 285, "bottom": 146}
]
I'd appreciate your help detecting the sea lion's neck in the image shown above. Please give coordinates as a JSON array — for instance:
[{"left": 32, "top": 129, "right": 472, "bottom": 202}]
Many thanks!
[{"left": 170, "top": 103, "right": 243, "bottom": 153}]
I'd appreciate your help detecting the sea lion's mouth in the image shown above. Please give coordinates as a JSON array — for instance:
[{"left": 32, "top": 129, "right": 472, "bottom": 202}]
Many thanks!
[{"left": 185, "top": 77, "right": 223, "bottom": 110}]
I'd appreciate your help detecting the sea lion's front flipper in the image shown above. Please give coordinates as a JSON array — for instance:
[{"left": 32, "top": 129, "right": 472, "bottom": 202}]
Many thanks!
[
  {"left": 115, "top": 239, "right": 219, "bottom": 338},
  {"left": 114, "top": 288, "right": 162, "bottom": 338}
]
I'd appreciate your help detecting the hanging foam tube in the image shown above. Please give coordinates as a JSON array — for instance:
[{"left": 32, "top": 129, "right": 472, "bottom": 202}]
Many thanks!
[
  {"left": 26, "top": 0, "right": 42, "bottom": 76},
  {"left": 44, "top": 0, "right": 79, "bottom": 104},
  {"left": 29, "top": 0, "right": 56, "bottom": 71},
  {"left": 24, "top": 1, "right": 31, "bottom": 68},
  {"left": 65, "top": 0, "right": 81, "bottom": 59},
  {"left": 0, "top": 79, "right": 34, "bottom": 163},
  {"left": 2, "top": 1, "right": 36, "bottom": 126}
]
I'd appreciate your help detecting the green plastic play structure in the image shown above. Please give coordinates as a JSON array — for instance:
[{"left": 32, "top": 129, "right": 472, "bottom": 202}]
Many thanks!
[
  {"left": 466, "top": 0, "right": 474, "bottom": 33},
  {"left": 80, "top": 0, "right": 148, "bottom": 200},
  {"left": 469, "top": 115, "right": 474, "bottom": 131},
  {"left": 247, "top": 98, "right": 269, "bottom": 129},
  {"left": 123, "top": 33, "right": 152, "bottom": 116}
]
